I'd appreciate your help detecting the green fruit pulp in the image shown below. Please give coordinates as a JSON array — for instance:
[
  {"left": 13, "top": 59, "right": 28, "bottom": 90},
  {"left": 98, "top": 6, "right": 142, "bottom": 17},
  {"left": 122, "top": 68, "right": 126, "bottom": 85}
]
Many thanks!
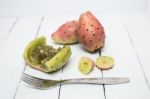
[{"left": 30, "top": 44, "right": 61, "bottom": 66}]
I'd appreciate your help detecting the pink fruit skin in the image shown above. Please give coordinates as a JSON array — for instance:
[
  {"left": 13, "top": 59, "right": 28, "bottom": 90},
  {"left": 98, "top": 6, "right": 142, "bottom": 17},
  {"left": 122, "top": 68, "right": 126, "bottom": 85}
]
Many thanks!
[
  {"left": 51, "top": 20, "right": 78, "bottom": 44},
  {"left": 77, "top": 11, "right": 105, "bottom": 52}
]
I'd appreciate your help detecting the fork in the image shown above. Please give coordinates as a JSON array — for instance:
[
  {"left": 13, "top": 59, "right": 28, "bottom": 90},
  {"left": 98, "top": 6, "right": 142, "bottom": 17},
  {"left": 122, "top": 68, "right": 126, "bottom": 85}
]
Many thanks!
[{"left": 22, "top": 73, "right": 129, "bottom": 89}]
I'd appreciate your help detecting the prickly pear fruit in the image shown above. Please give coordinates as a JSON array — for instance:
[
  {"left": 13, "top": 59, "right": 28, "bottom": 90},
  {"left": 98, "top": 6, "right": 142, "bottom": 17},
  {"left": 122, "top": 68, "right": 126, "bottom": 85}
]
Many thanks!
[
  {"left": 78, "top": 11, "right": 105, "bottom": 52},
  {"left": 51, "top": 20, "right": 78, "bottom": 44},
  {"left": 23, "top": 36, "right": 71, "bottom": 72},
  {"left": 79, "top": 57, "right": 94, "bottom": 74},
  {"left": 95, "top": 56, "right": 115, "bottom": 70}
]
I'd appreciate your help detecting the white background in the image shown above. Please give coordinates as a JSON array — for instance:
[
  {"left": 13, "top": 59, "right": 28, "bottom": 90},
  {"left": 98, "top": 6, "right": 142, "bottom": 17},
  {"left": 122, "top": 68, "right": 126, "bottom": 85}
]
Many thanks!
[
  {"left": 0, "top": 0, "right": 150, "bottom": 16},
  {"left": 0, "top": 0, "right": 150, "bottom": 99}
]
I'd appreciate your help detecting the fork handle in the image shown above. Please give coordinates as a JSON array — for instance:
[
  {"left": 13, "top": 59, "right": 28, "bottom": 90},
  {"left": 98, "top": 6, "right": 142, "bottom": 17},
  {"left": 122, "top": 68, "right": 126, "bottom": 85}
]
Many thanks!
[{"left": 61, "top": 77, "right": 129, "bottom": 85}]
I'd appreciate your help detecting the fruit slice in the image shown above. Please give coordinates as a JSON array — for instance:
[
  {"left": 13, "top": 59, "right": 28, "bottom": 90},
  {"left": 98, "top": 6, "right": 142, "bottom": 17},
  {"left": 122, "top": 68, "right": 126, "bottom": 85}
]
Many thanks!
[
  {"left": 95, "top": 56, "right": 115, "bottom": 70},
  {"left": 23, "top": 36, "right": 71, "bottom": 72},
  {"left": 79, "top": 57, "right": 94, "bottom": 74}
]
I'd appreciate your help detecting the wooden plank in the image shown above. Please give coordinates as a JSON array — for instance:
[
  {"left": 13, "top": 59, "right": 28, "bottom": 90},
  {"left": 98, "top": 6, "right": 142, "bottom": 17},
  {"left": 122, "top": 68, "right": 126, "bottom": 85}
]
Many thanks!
[
  {"left": 0, "top": 17, "right": 41, "bottom": 99},
  {"left": 0, "top": 17, "right": 17, "bottom": 49},
  {"left": 15, "top": 14, "right": 104, "bottom": 99},
  {"left": 99, "top": 15, "right": 150, "bottom": 99},
  {"left": 123, "top": 15, "right": 150, "bottom": 89}
]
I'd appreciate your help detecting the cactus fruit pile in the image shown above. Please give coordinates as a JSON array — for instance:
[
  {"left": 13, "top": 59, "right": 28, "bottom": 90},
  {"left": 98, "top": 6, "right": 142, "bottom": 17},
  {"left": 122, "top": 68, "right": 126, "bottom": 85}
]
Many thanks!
[
  {"left": 51, "top": 11, "right": 105, "bottom": 52},
  {"left": 23, "top": 36, "right": 71, "bottom": 73}
]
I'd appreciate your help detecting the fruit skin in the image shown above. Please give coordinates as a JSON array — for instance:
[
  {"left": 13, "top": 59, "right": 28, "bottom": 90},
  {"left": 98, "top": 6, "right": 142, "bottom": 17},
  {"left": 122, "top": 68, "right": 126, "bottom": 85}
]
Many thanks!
[
  {"left": 51, "top": 20, "right": 78, "bottom": 44},
  {"left": 79, "top": 57, "right": 94, "bottom": 74},
  {"left": 45, "top": 45, "right": 71, "bottom": 72},
  {"left": 95, "top": 56, "right": 115, "bottom": 70},
  {"left": 23, "top": 36, "right": 46, "bottom": 70},
  {"left": 23, "top": 36, "right": 71, "bottom": 72},
  {"left": 77, "top": 11, "right": 105, "bottom": 52}
]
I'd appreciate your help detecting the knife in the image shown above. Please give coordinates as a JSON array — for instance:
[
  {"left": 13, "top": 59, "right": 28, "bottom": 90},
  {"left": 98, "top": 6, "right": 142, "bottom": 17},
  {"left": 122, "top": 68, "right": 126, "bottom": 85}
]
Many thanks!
[
  {"left": 23, "top": 73, "right": 130, "bottom": 89},
  {"left": 62, "top": 77, "right": 130, "bottom": 85}
]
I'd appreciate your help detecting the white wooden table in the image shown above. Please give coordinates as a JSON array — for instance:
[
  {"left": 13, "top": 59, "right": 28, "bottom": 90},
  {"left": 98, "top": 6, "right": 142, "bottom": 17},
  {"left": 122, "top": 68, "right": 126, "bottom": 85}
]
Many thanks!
[{"left": 0, "top": 14, "right": 150, "bottom": 99}]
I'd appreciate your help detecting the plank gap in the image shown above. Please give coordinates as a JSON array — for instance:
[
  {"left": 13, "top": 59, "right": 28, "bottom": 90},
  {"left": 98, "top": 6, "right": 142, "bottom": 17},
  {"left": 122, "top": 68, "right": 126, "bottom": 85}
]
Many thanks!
[
  {"left": 101, "top": 70, "right": 107, "bottom": 99},
  {"left": 124, "top": 24, "right": 135, "bottom": 47},
  {"left": 134, "top": 49, "right": 150, "bottom": 91},
  {"left": 0, "top": 18, "right": 18, "bottom": 50},
  {"left": 13, "top": 63, "right": 26, "bottom": 99},
  {"left": 58, "top": 63, "right": 65, "bottom": 99},
  {"left": 35, "top": 17, "right": 45, "bottom": 38},
  {"left": 99, "top": 48, "right": 107, "bottom": 99},
  {"left": 58, "top": 85, "right": 62, "bottom": 99}
]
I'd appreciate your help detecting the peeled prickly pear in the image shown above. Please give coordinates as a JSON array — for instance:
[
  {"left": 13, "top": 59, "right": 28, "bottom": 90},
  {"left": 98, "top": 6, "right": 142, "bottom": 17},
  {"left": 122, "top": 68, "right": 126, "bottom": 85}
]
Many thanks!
[
  {"left": 23, "top": 36, "right": 71, "bottom": 72},
  {"left": 51, "top": 20, "right": 78, "bottom": 44},
  {"left": 77, "top": 11, "right": 105, "bottom": 52}
]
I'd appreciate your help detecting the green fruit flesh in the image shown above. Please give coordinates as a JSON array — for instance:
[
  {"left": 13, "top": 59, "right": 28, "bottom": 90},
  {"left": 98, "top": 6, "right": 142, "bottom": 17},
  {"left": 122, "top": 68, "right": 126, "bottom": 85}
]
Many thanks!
[
  {"left": 96, "top": 56, "right": 115, "bottom": 70},
  {"left": 23, "top": 36, "right": 71, "bottom": 72},
  {"left": 79, "top": 57, "right": 93, "bottom": 74},
  {"left": 45, "top": 45, "right": 71, "bottom": 72}
]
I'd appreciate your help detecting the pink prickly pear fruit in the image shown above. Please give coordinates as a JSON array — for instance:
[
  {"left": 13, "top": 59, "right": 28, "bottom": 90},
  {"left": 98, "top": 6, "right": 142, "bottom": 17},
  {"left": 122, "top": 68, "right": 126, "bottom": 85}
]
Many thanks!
[
  {"left": 77, "top": 11, "right": 105, "bottom": 52},
  {"left": 51, "top": 20, "right": 78, "bottom": 44}
]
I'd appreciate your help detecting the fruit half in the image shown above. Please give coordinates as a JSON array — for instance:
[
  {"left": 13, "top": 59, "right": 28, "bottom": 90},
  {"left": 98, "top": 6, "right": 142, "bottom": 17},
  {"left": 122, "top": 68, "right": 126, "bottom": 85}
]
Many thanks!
[{"left": 23, "top": 36, "right": 71, "bottom": 72}]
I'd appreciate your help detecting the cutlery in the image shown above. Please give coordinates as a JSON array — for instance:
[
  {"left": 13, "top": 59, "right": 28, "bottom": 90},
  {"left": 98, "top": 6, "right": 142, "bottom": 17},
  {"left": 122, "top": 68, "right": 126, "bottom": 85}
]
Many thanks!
[{"left": 23, "top": 73, "right": 130, "bottom": 89}]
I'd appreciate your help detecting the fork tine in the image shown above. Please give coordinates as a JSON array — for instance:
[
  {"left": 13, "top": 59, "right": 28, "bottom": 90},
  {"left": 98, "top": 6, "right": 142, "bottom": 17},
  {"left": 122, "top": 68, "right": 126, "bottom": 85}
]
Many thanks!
[
  {"left": 23, "top": 76, "right": 43, "bottom": 85},
  {"left": 23, "top": 77, "right": 43, "bottom": 88},
  {"left": 23, "top": 73, "right": 45, "bottom": 83},
  {"left": 23, "top": 74, "right": 44, "bottom": 84},
  {"left": 23, "top": 75, "right": 51, "bottom": 89},
  {"left": 22, "top": 73, "right": 46, "bottom": 88},
  {"left": 22, "top": 73, "right": 64, "bottom": 89}
]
